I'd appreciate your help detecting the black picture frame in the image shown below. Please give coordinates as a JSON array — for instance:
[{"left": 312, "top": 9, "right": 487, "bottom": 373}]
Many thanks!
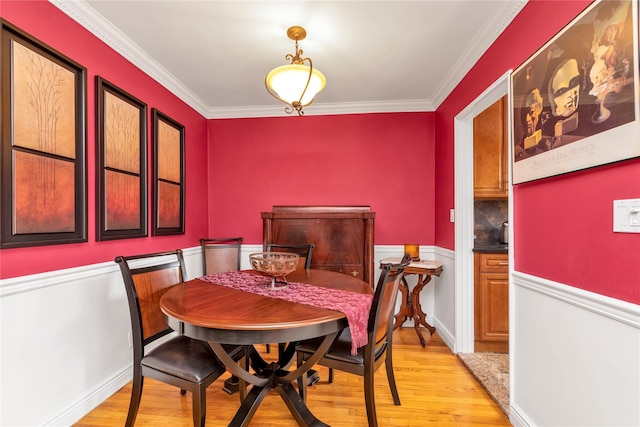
[
  {"left": 151, "top": 108, "right": 185, "bottom": 236},
  {"left": 1, "top": 20, "right": 87, "bottom": 248},
  {"left": 96, "top": 76, "right": 148, "bottom": 240}
]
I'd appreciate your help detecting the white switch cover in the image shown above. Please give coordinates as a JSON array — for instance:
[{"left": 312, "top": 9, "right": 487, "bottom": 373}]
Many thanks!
[
  {"left": 613, "top": 199, "right": 640, "bottom": 233},
  {"left": 450, "top": 209, "right": 455, "bottom": 223}
]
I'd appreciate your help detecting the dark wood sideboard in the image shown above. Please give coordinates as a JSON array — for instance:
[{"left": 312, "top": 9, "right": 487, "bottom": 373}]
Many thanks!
[{"left": 261, "top": 206, "right": 376, "bottom": 287}]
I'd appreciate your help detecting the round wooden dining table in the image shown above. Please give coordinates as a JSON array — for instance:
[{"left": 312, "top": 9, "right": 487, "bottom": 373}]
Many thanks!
[{"left": 160, "top": 268, "right": 372, "bottom": 427}]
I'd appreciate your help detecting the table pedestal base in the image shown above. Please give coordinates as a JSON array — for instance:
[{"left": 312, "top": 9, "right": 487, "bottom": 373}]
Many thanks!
[
  {"left": 230, "top": 364, "right": 328, "bottom": 427},
  {"left": 393, "top": 274, "right": 435, "bottom": 348},
  {"left": 209, "top": 332, "right": 338, "bottom": 427}
]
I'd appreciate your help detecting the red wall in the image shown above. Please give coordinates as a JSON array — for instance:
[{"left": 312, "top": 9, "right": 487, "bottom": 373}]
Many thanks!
[
  {"left": 434, "top": 0, "right": 640, "bottom": 304},
  {"left": 0, "top": 1, "right": 210, "bottom": 279},
  {"left": 207, "top": 113, "right": 436, "bottom": 245},
  {"left": 4, "top": 1, "right": 638, "bottom": 305}
]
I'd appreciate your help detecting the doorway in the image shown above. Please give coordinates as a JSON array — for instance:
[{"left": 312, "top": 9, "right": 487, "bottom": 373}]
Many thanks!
[
  {"left": 453, "top": 71, "right": 513, "bottom": 416},
  {"left": 453, "top": 71, "right": 511, "bottom": 354}
]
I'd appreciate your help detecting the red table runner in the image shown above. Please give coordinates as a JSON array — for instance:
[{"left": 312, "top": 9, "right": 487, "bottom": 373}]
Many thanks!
[{"left": 199, "top": 271, "right": 372, "bottom": 355}]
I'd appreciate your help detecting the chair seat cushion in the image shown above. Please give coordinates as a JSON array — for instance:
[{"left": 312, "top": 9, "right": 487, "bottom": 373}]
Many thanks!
[
  {"left": 296, "top": 328, "right": 386, "bottom": 365},
  {"left": 142, "top": 336, "right": 226, "bottom": 383}
]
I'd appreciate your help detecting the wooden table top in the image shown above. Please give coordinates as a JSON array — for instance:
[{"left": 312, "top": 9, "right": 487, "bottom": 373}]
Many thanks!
[
  {"left": 380, "top": 257, "right": 443, "bottom": 276},
  {"left": 160, "top": 269, "right": 372, "bottom": 345}
]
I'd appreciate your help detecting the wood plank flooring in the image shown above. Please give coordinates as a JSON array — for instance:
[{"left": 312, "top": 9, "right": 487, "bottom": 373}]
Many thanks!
[{"left": 74, "top": 329, "right": 512, "bottom": 426}]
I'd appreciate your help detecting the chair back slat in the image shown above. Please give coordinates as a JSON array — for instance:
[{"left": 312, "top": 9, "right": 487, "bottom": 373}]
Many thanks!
[
  {"left": 133, "top": 264, "right": 183, "bottom": 340},
  {"left": 200, "top": 238, "right": 243, "bottom": 275},
  {"left": 115, "top": 250, "right": 187, "bottom": 351}
]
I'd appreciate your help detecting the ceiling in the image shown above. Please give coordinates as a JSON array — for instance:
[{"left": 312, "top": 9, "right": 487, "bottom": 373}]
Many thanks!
[{"left": 51, "top": 0, "right": 526, "bottom": 119}]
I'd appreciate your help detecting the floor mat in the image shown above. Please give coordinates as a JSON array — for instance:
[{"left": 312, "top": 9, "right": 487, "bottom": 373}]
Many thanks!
[{"left": 458, "top": 352, "right": 509, "bottom": 415}]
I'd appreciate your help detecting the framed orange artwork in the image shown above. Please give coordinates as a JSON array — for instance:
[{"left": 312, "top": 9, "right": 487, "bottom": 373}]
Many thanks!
[
  {"left": 96, "top": 76, "right": 147, "bottom": 240},
  {"left": 152, "top": 109, "right": 185, "bottom": 236},
  {"left": 1, "top": 20, "right": 87, "bottom": 248}
]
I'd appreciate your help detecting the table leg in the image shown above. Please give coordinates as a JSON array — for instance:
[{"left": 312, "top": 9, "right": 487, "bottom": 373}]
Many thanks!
[
  {"left": 412, "top": 274, "right": 436, "bottom": 347},
  {"left": 393, "top": 278, "right": 411, "bottom": 331},
  {"left": 275, "top": 382, "right": 329, "bottom": 427},
  {"left": 209, "top": 332, "right": 337, "bottom": 427},
  {"left": 228, "top": 379, "right": 271, "bottom": 427}
]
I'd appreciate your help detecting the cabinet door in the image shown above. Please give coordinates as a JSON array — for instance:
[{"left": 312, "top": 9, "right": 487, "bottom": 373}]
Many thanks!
[
  {"left": 477, "top": 273, "right": 509, "bottom": 341},
  {"left": 473, "top": 96, "right": 508, "bottom": 199},
  {"left": 262, "top": 207, "right": 375, "bottom": 286},
  {"left": 270, "top": 217, "right": 365, "bottom": 278},
  {"left": 474, "top": 253, "right": 509, "bottom": 352}
]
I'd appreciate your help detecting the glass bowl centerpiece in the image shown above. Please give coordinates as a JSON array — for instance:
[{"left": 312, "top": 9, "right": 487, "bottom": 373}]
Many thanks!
[{"left": 249, "top": 252, "right": 300, "bottom": 289}]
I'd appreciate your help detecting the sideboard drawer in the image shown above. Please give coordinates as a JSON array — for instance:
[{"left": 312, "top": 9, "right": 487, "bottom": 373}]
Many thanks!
[{"left": 478, "top": 253, "right": 508, "bottom": 273}]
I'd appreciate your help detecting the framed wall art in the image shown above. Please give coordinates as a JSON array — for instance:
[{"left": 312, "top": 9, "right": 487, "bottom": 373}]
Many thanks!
[
  {"left": 511, "top": 0, "right": 639, "bottom": 184},
  {"left": 1, "top": 20, "right": 87, "bottom": 248},
  {"left": 95, "top": 76, "right": 147, "bottom": 240},
  {"left": 151, "top": 108, "right": 185, "bottom": 236}
]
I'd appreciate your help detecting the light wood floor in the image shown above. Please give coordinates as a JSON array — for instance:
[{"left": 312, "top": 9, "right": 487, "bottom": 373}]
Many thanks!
[{"left": 74, "top": 329, "right": 512, "bottom": 426}]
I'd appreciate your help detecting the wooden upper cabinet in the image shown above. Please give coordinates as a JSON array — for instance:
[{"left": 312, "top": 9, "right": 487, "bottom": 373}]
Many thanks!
[
  {"left": 474, "top": 96, "right": 508, "bottom": 199},
  {"left": 262, "top": 206, "right": 375, "bottom": 287}
]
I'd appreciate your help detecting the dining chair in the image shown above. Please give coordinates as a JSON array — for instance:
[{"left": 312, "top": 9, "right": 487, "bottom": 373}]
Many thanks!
[
  {"left": 200, "top": 237, "right": 245, "bottom": 394},
  {"left": 115, "top": 249, "right": 243, "bottom": 427},
  {"left": 295, "top": 253, "right": 412, "bottom": 427},
  {"left": 200, "top": 237, "right": 243, "bottom": 275},
  {"left": 263, "top": 242, "right": 315, "bottom": 356},
  {"left": 265, "top": 242, "right": 315, "bottom": 270}
]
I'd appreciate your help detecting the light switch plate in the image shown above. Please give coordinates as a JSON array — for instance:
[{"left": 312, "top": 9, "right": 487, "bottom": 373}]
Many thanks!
[
  {"left": 613, "top": 199, "right": 640, "bottom": 233},
  {"left": 450, "top": 209, "right": 455, "bottom": 223}
]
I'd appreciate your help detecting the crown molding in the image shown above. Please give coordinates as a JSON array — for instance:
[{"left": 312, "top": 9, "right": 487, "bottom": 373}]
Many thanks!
[
  {"left": 49, "top": 0, "right": 524, "bottom": 120},
  {"left": 49, "top": 0, "right": 211, "bottom": 117},
  {"left": 206, "top": 98, "right": 436, "bottom": 119},
  {"left": 431, "top": 0, "right": 527, "bottom": 107}
]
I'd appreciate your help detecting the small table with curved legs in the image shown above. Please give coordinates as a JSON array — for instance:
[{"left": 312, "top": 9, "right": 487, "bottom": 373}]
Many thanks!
[
  {"left": 160, "top": 269, "right": 372, "bottom": 427},
  {"left": 381, "top": 257, "right": 443, "bottom": 347}
]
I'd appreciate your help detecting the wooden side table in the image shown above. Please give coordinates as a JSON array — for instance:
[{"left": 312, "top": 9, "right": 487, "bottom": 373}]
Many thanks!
[{"left": 381, "top": 257, "right": 443, "bottom": 347}]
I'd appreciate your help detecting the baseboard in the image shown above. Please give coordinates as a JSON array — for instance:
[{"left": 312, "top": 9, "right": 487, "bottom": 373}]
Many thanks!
[
  {"left": 508, "top": 401, "right": 535, "bottom": 427},
  {"left": 47, "top": 365, "right": 132, "bottom": 426},
  {"left": 433, "top": 317, "right": 455, "bottom": 351}
]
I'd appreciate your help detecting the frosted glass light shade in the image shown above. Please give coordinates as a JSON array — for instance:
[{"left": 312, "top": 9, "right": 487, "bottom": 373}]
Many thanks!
[{"left": 265, "top": 63, "right": 326, "bottom": 107}]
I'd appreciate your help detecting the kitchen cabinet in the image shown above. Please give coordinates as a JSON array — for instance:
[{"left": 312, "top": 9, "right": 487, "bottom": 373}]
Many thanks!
[
  {"left": 474, "top": 95, "right": 508, "bottom": 199},
  {"left": 474, "top": 252, "right": 509, "bottom": 353},
  {"left": 261, "top": 206, "right": 376, "bottom": 287}
]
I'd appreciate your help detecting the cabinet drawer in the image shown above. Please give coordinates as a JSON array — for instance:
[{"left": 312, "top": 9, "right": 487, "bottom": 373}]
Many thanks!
[{"left": 478, "top": 253, "right": 508, "bottom": 273}]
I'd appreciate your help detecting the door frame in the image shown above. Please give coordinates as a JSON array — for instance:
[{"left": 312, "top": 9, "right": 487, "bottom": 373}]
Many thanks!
[{"left": 453, "top": 70, "right": 511, "bottom": 353}]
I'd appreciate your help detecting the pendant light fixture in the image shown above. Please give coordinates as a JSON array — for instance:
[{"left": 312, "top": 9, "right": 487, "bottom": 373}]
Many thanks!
[{"left": 265, "top": 26, "right": 326, "bottom": 116}]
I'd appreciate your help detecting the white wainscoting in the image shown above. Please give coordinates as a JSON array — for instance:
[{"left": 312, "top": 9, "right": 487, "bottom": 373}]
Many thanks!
[
  {"left": 2, "top": 245, "right": 636, "bottom": 426},
  {"left": 0, "top": 246, "right": 201, "bottom": 427},
  {"left": 508, "top": 272, "right": 640, "bottom": 427}
]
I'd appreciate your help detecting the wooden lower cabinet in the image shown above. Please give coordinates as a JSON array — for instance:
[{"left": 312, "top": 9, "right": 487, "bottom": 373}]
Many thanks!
[{"left": 474, "top": 252, "right": 509, "bottom": 353}]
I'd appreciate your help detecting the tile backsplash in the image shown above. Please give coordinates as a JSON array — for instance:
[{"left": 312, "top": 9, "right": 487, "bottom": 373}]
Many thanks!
[{"left": 474, "top": 200, "right": 508, "bottom": 244}]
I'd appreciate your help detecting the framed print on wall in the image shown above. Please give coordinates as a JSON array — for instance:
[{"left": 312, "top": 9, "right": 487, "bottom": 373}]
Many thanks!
[
  {"left": 152, "top": 109, "right": 185, "bottom": 236},
  {"left": 511, "top": 0, "right": 639, "bottom": 184},
  {"left": 96, "top": 76, "right": 147, "bottom": 240},
  {"left": 0, "top": 20, "right": 87, "bottom": 248}
]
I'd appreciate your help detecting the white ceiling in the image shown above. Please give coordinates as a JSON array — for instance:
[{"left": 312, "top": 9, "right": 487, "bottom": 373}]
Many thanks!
[{"left": 51, "top": 0, "right": 526, "bottom": 119}]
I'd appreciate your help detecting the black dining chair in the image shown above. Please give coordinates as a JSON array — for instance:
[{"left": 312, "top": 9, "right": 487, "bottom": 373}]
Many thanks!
[
  {"left": 265, "top": 242, "right": 315, "bottom": 270},
  {"left": 295, "top": 254, "right": 411, "bottom": 427},
  {"left": 200, "top": 237, "right": 245, "bottom": 394},
  {"left": 263, "top": 243, "right": 315, "bottom": 356},
  {"left": 115, "top": 249, "right": 243, "bottom": 427},
  {"left": 200, "top": 237, "right": 243, "bottom": 275}
]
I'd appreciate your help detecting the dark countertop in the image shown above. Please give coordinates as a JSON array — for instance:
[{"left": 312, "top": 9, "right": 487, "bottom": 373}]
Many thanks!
[{"left": 473, "top": 242, "right": 508, "bottom": 253}]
